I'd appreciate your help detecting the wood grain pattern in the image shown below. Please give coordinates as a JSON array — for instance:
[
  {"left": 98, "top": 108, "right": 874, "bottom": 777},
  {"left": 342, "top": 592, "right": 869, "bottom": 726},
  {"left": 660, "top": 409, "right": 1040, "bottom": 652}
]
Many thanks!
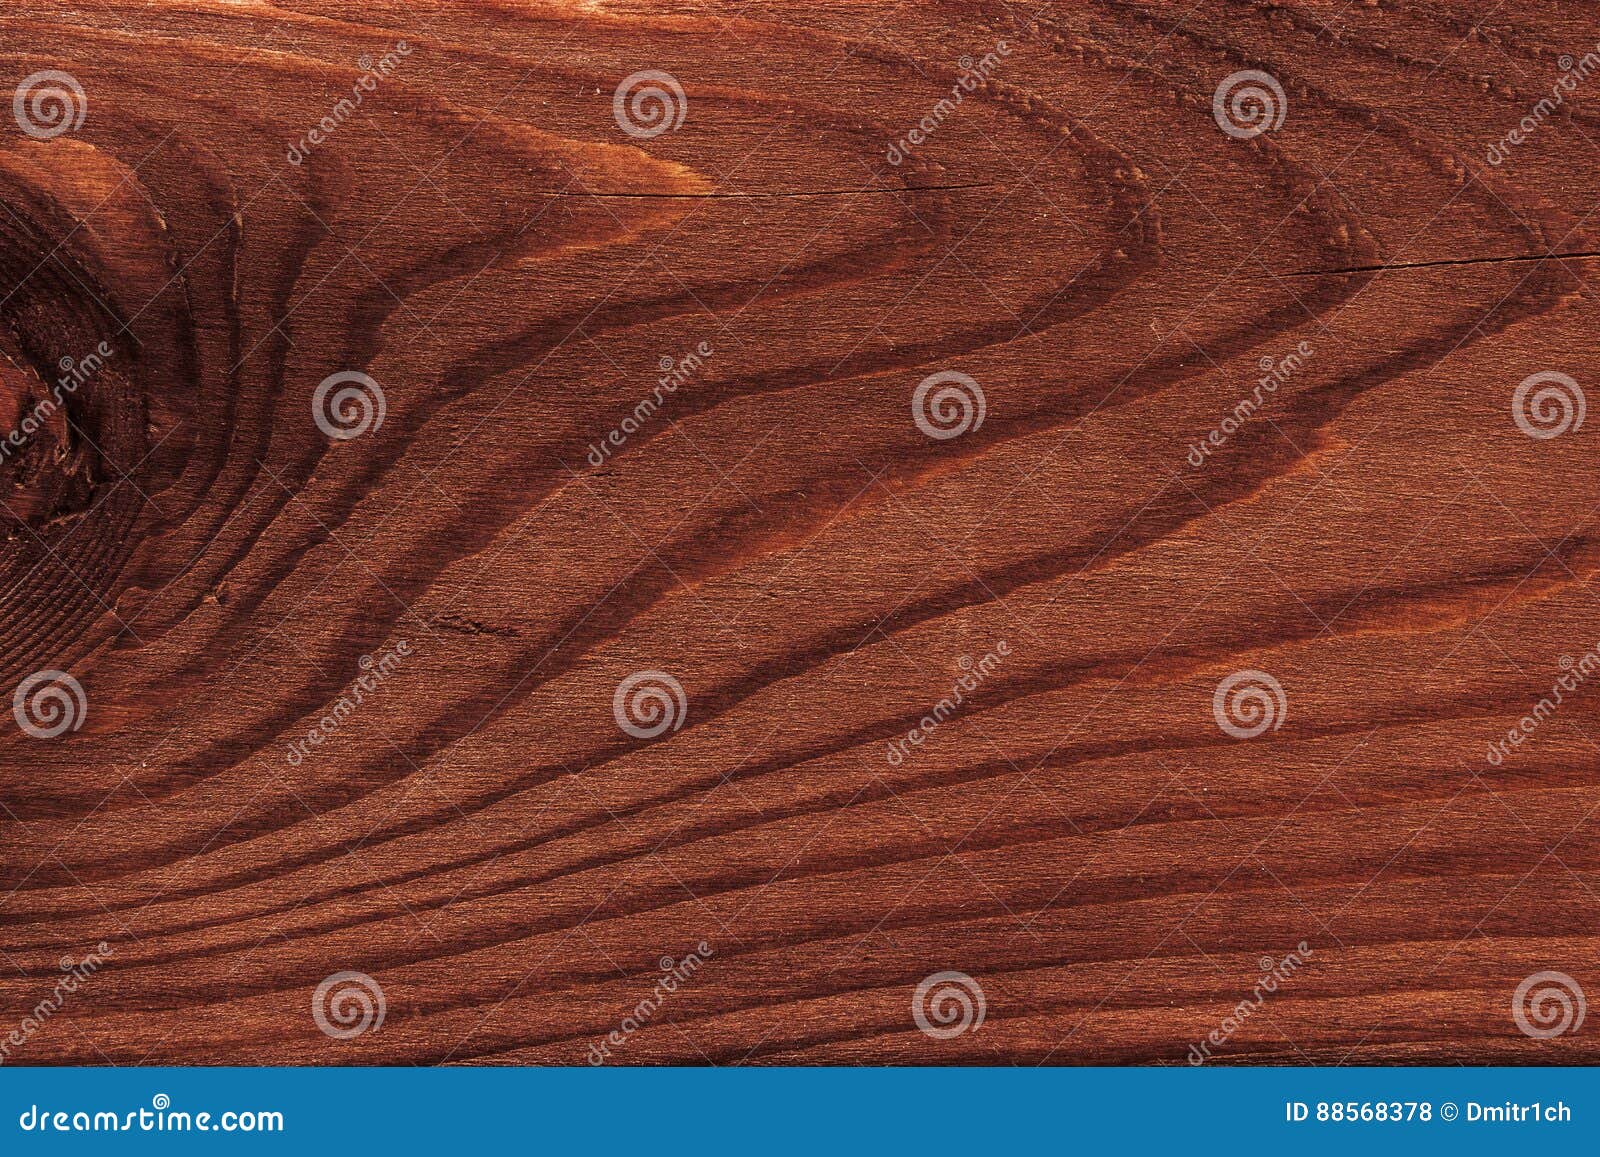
[{"left": 1, "top": 0, "right": 1599, "bottom": 1065}]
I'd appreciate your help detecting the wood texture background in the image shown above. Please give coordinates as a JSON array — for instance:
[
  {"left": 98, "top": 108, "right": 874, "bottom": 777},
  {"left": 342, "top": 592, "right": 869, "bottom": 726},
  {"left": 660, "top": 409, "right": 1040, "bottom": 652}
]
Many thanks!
[{"left": 1, "top": 0, "right": 1598, "bottom": 1065}]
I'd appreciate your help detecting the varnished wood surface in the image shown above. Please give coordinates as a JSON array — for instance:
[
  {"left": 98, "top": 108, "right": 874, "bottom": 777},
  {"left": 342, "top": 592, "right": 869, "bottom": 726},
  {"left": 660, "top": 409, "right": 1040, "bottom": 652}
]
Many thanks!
[{"left": 1, "top": 0, "right": 1599, "bottom": 1065}]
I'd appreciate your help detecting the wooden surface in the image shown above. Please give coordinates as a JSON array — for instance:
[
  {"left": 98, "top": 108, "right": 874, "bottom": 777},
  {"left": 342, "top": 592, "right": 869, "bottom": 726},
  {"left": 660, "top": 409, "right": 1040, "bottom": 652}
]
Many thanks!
[{"left": 1, "top": 0, "right": 1599, "bottom": 1065}]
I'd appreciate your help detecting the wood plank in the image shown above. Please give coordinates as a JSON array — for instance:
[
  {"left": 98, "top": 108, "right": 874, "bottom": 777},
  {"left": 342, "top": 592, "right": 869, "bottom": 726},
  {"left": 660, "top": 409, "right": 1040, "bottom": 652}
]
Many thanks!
[{"left": 0, "top": 0, "right": 1597, "bottom": 1064}]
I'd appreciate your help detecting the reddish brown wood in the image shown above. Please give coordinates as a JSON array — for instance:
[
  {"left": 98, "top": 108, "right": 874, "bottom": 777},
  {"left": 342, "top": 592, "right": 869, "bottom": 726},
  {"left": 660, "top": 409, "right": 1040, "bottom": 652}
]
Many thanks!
[{"left": 0, "top": 0, "right": 1598, "bottom": 1064}]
